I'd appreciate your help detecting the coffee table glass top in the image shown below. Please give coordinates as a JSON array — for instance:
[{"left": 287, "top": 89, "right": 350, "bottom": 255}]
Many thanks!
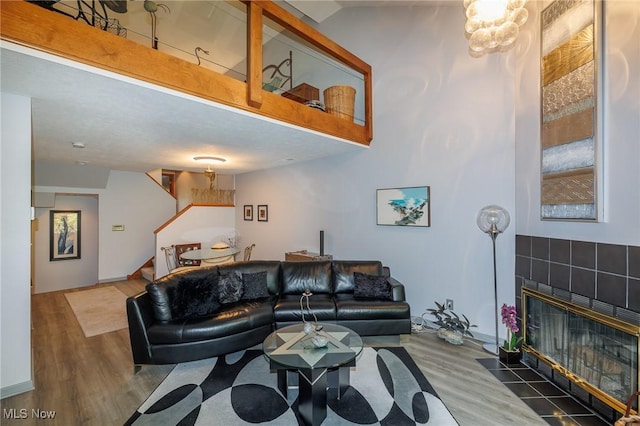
[{"left": 263, "top": 323, "right": 363, "bottom": 370}]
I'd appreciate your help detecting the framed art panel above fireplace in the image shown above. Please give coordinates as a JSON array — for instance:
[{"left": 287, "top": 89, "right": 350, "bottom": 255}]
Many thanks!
[{"left": 540, "top": 0, "right": 603, "bottom": 221}]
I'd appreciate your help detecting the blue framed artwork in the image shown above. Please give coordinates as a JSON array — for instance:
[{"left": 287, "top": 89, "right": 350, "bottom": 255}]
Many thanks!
[{"left": 376, "top": 186, "right": 430, "bottom": 227}]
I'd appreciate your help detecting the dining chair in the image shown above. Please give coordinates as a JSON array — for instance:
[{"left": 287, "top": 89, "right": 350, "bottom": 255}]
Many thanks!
[
  {"left": 161, "top": 244, "right": 201, "bottom": 275},
  {"left": 174, "top": 243, "right": 201, "bottom": 267},
  {"left": 161, "top": 245, "right": 177, "bottom": 272},
  {"left": 243, "top": 244, "right": 255, "bottom": 261}
]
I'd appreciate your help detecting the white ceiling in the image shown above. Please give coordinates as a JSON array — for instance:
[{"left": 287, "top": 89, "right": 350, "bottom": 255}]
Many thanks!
[
  {"left": 1, "top": 1, "right": 451, "bottom": 178},
  {"left": 0, "top": 41, "right": 366, "bottom": 176}
]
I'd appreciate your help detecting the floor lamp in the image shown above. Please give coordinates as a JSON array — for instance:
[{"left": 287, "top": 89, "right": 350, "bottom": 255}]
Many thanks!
[{"left": 477, "top": 205, "right": 510, "bottom": 355}]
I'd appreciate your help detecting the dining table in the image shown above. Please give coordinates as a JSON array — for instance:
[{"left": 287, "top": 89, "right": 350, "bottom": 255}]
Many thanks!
[{"left": 179, "top": 246, "right": 240, "bottom": 264}]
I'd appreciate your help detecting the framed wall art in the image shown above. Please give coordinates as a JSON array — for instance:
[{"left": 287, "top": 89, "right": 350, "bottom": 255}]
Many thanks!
[
  {"left": 50, "top": 210, "right": 81, "bottom": 261},
  {"left": 377, "top": 186, "right": 430, "bottom": 227},
  {"left": 540, "top": 0, "right": 602, "bottom": 220},
  {"left": 257, "top": 205, "right": 268, "bottom": 222},
  {"left": 244, "top": 205, "right": 253, "bottom": 221}
]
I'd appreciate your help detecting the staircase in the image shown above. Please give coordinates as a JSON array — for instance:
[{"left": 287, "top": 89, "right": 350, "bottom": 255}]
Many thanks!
[
  {"left": 140, "top": 265, "right": 154, "bottom": 282},
  {"left": 127, "top": 257, "right": 155, "bottom": 282}
]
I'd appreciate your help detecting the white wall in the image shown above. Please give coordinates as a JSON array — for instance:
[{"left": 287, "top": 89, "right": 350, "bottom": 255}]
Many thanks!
[
  {"left": 33, "top": 195, "right": 99, "bottom": 293},
  {"left": 155, "top": 205, "right": 235, "bottom": 278},
  {"left": 35, "top": 170, "right": 176, "bottom": 283},
  {"left": 175, "top": 171, "right": 234, "bottom": 211},
  {"left": 515, "top": 1, "right": 640, "bottom": 245},
  {"left": 1, "top": 93, "right": 33, "bottom": 397},
  {"left": 236, "top": 4, "right": 517, "bottom": 339},
  {"left": 99, "top": 171, "right": 177, "bottom": 280}
]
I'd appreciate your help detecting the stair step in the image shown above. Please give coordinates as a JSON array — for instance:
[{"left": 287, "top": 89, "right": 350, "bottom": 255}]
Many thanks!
[{"left": 140, "top": 266, "right": 154, "bottom": 282}]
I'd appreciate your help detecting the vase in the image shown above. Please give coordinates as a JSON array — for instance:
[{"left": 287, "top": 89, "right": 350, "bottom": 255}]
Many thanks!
[
  {"left": 499, "top": 346, "right": 521, "bottom": 365},
  {"left": 436, "top": 328, "right": 463, "bottom": 345}
]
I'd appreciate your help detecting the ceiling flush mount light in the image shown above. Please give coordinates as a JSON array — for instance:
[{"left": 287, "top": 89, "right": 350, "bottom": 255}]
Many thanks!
[
  {"left": 193, "top": 156, "right": 226, "bottom": 189},
  {"left": 193, "top": 155, "right": 226, "bottom": 164},
  {"left": 464, "top": 0, "right": 528, "bottom": 55},
  {"left": 71, "top": 142, "right": 86, "bottom": 148}
]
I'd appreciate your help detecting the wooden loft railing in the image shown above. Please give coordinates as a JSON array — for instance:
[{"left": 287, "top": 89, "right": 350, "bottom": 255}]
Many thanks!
[{"left": 0, "top": 0, "right": 372, "bottom": 145}]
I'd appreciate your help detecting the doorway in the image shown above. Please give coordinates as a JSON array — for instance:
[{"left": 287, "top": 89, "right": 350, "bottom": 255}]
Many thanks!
[{"left": 33, "top": 194, "right": 99, "bottom": 293}]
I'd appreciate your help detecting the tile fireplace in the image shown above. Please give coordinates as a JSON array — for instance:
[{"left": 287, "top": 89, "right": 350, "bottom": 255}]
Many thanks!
[
  {"left": 515, "top": 235, "right": 640, "bottom": 422},
  {"left": 522, "top": 285, "right": 639, "bottom": 415}
]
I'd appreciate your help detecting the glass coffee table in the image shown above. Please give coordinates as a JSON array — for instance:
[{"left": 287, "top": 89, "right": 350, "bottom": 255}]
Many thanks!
[{"left": 262, "top": 323, "right": 363, "bottom": 426}]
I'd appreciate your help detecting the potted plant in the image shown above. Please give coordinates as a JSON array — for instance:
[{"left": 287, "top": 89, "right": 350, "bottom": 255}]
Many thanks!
[
  {"left": 500, "top": 304, "right": 523, "bottom": 364},
  {"left": 427, "top": 301, "right": 476, "bottom": 345}
]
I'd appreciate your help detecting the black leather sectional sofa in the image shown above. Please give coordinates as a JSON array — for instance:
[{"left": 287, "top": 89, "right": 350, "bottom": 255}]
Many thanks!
[{"left": 126, "top": 260, "right": 411, "bottom": 368}]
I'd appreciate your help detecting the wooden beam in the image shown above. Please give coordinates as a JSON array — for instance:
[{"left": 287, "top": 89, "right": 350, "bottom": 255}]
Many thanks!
[
  {"left": 242, "top": 0, "right": 373, "bottom": 142},
  {"left": 247, "top": 2, "right": 263, "bottom": 108},
  {"left": 1, "top": 0, "right": 372, "bottom": 145}
]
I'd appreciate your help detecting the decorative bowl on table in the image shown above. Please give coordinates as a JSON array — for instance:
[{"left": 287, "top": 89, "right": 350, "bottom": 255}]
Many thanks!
[{"left": 211, "top": 242, "right": 230, "bottom": 250}]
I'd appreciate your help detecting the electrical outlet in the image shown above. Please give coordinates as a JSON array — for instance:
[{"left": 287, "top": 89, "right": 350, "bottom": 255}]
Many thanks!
[{"left": 446, "top": 299, "right": 454, "bottom": 310}]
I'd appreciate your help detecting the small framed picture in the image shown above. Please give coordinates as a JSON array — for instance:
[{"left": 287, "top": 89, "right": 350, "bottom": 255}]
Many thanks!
[
  {"left": 257, "top": 205, "right": 268, "bottom": 222},
  {"left": 377, "top": 186, "right": 430, "bottom": 227},
  {"left": 243, "top": 205, "right": 253, "bottom": 221}
]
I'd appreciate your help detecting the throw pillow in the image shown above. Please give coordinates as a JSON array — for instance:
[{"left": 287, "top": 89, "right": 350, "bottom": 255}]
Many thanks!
[
  {"left": 353, "top": 272, "right": 393, "bottom": 300},
  {"left": 242, "top": 271, "right": 269, "bottom": 300},
  {"left": 170, "top": 275, "right": 220, "bottom": 321},
  {"left": 218, "top": 271, "right": 244, "bottom": 303}
]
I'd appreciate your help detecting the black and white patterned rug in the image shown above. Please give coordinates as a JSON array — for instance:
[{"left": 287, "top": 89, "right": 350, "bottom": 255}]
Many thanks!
[{"left": 125, "top": 346, "right": 458, "bottom": 425}]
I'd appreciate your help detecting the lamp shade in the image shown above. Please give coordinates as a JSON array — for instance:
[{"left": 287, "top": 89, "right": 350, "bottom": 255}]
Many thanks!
[{"left": 477, "top": 205, "right": 510, "bottom": 234}]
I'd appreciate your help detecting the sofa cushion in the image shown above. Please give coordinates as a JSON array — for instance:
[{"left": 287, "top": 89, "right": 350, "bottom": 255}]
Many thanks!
[
  {"left": 332, "top": 261, "right": 383, "bottom": 293},
  {"left": 353, "top": 272, "right": 393, "bottom": 300},
  {"left": 146, "top": 267, "right": 218, "bottom": 322},
  {"left": 334, "top": 293, "right": 410, "bottom": 320},
  {"left": 219, "top": 271, "right": 244, "bottom": 303},
  {"left": 242, "top": 271, "right": 269, "bottom": 300},
  {"left": 218, "top": 261, "right": 282, "bottom": 295},
  {"left": 281, "top": 261, "right": 332, "bottom": 295},
  {"left": 273, "top": 294, "right": 336, "bottom": 323},
  {"left": 148, "top": 300, "right": 275, "bottom": 344},
  {"left": 170, "top": 275, "right": 220, "bottom": 320}
]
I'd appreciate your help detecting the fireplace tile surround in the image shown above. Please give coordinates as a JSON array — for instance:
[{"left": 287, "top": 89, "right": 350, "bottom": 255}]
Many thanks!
[
  {"left": 515, "top": 235, "right": 640, "bottom": 423},
  {"left": 515, "top": 235, "right": 640, "bottom": 315}
]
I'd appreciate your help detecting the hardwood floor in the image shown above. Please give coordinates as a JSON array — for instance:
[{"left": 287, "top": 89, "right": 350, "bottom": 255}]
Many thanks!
[{"left": 0, "top": 279, "right": 547, "bottom": 425}]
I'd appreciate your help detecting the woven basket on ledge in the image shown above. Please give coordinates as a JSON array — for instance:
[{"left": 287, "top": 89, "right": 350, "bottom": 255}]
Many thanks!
[
  {"left": 616, "top": 392, "right": 640, "bottom": 426},
  {"left": 323, "top": 85, "right": 355, "bottom": 121}
]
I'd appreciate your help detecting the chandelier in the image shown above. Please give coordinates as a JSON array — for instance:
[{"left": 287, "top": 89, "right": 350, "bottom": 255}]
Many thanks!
[{"left": 464, "top": 0, "right": 528, "bottom": 54}]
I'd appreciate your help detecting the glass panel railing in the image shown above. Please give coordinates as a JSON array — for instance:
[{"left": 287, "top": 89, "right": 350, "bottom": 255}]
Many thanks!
[
  {"left": 35, "top": 0, "right": 248, "bottom": 82},
  {"left": 18, "top": 0, "right": 371, "bottom": 142},
  {"left": 262, "top": 14, "right": 366, "bottom": 125}
]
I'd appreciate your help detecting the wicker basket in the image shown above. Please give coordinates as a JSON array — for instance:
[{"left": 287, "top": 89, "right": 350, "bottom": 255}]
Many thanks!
[
  {"left": 323, "top": 85, "right": 355, "bottom": 121},
  {"left": 616, "top": 392, "right": 640, "bottom": 426}
]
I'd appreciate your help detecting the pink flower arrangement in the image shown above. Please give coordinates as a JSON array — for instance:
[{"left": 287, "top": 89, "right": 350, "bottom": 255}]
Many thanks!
[{"left": 501, "top": 304, "right": 522, "bottom": 351}]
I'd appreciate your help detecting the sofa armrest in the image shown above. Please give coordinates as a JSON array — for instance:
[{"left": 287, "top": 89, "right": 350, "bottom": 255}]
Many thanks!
[
  {"left": 387, "top": 276, "right": 406, "bottom": 302},
  {"left": 126, "top": 291, "right": 156, "bottom": 366}
]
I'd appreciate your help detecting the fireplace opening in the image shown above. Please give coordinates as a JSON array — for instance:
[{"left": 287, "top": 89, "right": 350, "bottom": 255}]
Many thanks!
[{"left": 522, "top": 287, "right": 639, "bottom": 417}]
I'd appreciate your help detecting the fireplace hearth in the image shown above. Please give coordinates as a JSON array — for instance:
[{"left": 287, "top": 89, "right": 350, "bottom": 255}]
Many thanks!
[{"left": 522, "top": 286, "right": 640, "bottom": 418}]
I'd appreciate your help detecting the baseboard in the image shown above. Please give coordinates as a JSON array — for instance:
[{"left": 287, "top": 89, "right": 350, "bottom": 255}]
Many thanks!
[
  {"left": 1, "top": 380, "right": 34, "bottom": 399},
  {"left": 98, "top": 276, "right": 127, "bottom": 284}
]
